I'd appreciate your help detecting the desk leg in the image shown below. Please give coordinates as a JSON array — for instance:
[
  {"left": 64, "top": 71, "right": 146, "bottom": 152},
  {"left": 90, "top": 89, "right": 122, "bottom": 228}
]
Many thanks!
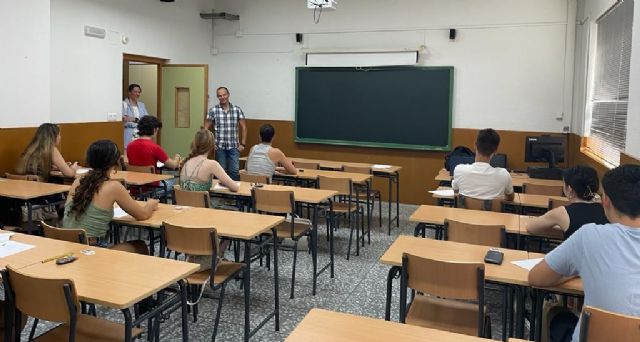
[
  {"left": 122, "top": 308, "right": 133, "bottom": 342},
  {"left": 26, "top": 201, "right": 34, "bottom": 235},
  {"left": 149, "top": 229, "right": 155, "bottom": 256},
  {"left": 385, "top": 266, "right": 400, "bottom": 321},
  {"left": 396, "top": 172, "right": 400, "bottom": 228},
  {"left": 502, "top": 285, "right": 511, "bottom": 342},
  {"left": 161, "top": 180, "right": 168, "bottom": 203},
  {"left": 311, "top": 204, "right": 318, "bottom": 296},
  {"left": 533, "top": 289, "right": 544, "bottom": 341},
  {"left": 243, "top": 240, "right": 251, "bottom": 342},
  {"left": 272, "top": 227, "right": 280, "bottom": 331},
  {"left": 329, "top": 201, "right": 335, "bottom": 278},
  {"left": 515, "top": 286, "right": 525, "bottom": 338},
  {"left": 179, "top": 280, "right": 189, "bottom": 342},
  {"left": 388, "top": 175, "right": 392, "bottom": 235},
  {"left": 366, "top": 180, "right": 371, "bottom": 244}
]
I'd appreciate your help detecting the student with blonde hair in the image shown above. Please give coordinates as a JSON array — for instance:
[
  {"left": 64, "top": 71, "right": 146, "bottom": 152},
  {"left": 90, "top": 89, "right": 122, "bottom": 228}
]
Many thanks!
[{"left": 16, "top": 123, "right": 79, "bottom": 181}]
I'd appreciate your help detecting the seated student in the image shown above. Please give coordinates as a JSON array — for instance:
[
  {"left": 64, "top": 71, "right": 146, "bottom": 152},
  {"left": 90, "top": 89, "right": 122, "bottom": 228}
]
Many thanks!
[
  {"left": 452, "top": 128, "right": 515, "bottom": 201},
  {"left": 246, "top": 124, "right": 297, "bottom": 179},
  {"left": 180, "top": 129, "right": 239, "bottom": 192},
  {"left": 126, "top": 116, "right": 180, "bottom": 169},
  {"left": 528, "top": 164, "right": 640, "bottom": 342},
  {"left": 527, "top": 166, "right": 608, "bottom": 239},
  {"left": 16, "top": 123, "right": 79, "bottom": 180},
  {"left": 63, "top": 140, "right": 158, "bottom": 243}
]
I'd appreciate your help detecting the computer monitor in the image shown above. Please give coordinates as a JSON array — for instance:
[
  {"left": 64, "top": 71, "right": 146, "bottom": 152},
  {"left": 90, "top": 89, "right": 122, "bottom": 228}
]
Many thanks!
[{"left": 525, "top": 135, "right": 566, "bottom": 168}]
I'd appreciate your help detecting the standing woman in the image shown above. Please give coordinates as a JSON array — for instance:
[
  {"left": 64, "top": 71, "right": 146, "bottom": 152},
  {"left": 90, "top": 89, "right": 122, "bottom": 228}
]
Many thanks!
[
  {"left": 122, "top": 84, "right": 149, "bottom": 148},
  {"left": 16, "top": 123, "right": 79, "bottom": 181}
]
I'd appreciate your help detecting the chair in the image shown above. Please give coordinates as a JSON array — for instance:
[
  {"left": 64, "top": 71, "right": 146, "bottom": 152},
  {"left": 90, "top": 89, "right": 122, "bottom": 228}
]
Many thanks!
[
  {"left": 1, "top": 266, "right": 142, "bottom": 342},
  {"left": 251, "top": 188, "right": 312, "bottom": 299},
  {"left": 548, "top": 198, "right": 571, "bottom": 210},
  {"left": 124, "top": 163, "right": 155, "bottom": 174},
  {"left": 523, "top": 183, "right": 564, "bottom": 197},
  {"left": 456, "top": 195, "right": 503, "bottom": 212},
  {"left": 240, "top": 173, "right": 270, "bottom": 184},
  {"left": 444, "top": 219, "right": 506, "bottom": 248},
  {"left": 160, "top": 223, "right": 244, "bottom": 341},
  {"left": 400, "top": 253, "right": 491, "bottom": 337},
  {"left": 579, "top": 305, "right": 640, "bottom": 342},
  {"left": 318, "top": 176, "right": 364, "bottom": 260},
  {"left": 293, "top": 161, "right": 319, "bottom": 170},
  {"left": 173, "top": 185, "right": 211, "bottom": 208},
  {"left": 342, "top": 165, "right": 382, "bottom": 228},
  {"left": 41, "top": 221, "right": 87, "bottom": 244}
]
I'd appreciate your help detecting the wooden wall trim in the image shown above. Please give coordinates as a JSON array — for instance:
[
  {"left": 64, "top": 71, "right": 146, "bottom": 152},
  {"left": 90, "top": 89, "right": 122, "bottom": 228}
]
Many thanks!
[{"left": 621, "top": 152, "right": 640, "bottom": 165}]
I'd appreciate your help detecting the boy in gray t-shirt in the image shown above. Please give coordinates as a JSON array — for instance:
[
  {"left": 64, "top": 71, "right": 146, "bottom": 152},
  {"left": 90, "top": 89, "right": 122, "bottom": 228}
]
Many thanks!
[{"left": 529, "top": 164, "right": 640, "bottom": 341}]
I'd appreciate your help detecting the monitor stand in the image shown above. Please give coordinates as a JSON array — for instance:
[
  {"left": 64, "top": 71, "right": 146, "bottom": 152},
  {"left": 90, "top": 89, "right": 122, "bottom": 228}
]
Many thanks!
[{"left": 527, "top": 167, "right": 563, "bottom": 180}]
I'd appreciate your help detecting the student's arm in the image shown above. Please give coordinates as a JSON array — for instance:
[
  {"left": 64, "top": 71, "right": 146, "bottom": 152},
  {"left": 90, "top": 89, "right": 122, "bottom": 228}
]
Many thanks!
[
  {"left": 154, "top": 146, "right": 180, "bottom": 169},
  {"left": 211, "top": 161, "right": 239, "bottom": 192},
  {"left": 238, "top": 119, "right": 247, "bottom": 151},
  {"left": 274, "top": 149, "right": 297, "bottom": 175},
  {"left": 528, "top": 260, "right": 568, "bottom": 287},
  {"left": 529, "top": 229, "right": 581, "bottom": 287},
  {"left": 113, "top": 182, "right": 158, "bottom": 220},
  {"left": 526, "top": 206, "right": 569, "bottom": 235},
  {"left": 52, "top": 147, "right": 78, "bottom": 178},
  {"left": 503, "top": 170, "right": 515, "bottom": 201}
]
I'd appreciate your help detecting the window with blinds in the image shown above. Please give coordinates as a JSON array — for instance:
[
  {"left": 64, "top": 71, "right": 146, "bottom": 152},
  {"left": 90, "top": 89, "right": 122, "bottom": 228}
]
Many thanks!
[{"left": 586, "top": 0, "right": 633, "bottom": 167}]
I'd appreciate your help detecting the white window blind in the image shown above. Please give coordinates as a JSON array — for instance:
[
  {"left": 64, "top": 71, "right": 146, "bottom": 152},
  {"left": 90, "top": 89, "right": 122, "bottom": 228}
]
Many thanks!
[{"left": 586, "top": 0, "right": 634, "bottom": 166}]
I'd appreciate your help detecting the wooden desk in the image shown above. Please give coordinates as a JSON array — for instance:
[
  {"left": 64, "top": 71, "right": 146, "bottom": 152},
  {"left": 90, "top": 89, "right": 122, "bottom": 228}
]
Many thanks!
[
  {"left": 19, "top": 245, "right": 199, "bottom": 341},
  {"left": 112, "top": 202, "right": 191, "bottom": 228},
  {"left": 512, "top": 193, "right": 567, "bottom": 209},
  {"left": 410, "top": 205, "right": 523, "bottom": 235},
  {"left": 0, "top": 233, "right": 86, "bottom": 269},
  {"left": 278, "top": 168, "right": 373, "bottom": 184},
  {"left": 0, "top": 178, "right": 70, "bottom": 233},
  {"left": 164, "top": 207, "right": 284, "bottom": 341},
  {"left": 287, "top": 308, "right": 490, "bottom": 342},
  {"left": 110, "top": 170, "right": 174, "bottom": 186},
  {"left": 434, "top": 169, "right": 564, "bottom": 188}
]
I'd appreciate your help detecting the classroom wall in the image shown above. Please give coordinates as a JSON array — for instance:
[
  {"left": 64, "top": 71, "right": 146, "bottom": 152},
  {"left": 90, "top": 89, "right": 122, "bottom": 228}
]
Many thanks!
[
  {"left": 0, "top": 1, "right": 51, "bottom": 128},
  {"left": 210, "top": 0, "right": 575, "bottom": 133},
  {"left": 49, "top": 0, "right": 213, "bottom": 124}
]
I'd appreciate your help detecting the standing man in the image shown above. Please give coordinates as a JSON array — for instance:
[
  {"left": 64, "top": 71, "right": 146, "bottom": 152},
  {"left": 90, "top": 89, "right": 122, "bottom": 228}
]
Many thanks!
[{"left": 204, "top": 87, "right": 247, "bottom": 181}]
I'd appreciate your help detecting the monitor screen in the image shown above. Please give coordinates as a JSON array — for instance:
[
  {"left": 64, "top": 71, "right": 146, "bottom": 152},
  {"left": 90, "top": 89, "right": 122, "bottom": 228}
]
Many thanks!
[{"left": 525, "top": 135, "right": 566, "bottom": 166}]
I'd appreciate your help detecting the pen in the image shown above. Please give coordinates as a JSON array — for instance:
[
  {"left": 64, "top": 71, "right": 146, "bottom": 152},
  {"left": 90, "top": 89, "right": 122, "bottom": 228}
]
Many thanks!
[{"left": 41, "top": 253, "right": 73, "bottom": 264}]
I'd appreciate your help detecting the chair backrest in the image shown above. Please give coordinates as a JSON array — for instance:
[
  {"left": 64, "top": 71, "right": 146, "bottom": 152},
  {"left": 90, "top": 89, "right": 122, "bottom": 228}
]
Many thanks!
[
  {"left": 523, "top": 183, "right": 564, "bottom": 196},
  {"left": 548, "top": 197, "right": 571, "bottom": 210},
  {"left": 251, "top": 188, "right": 294, "bottom": 215},
  {"left": 318, "top": 176, "right": 352, "bottom": 196},
  {"left": 342, "top": 165, "right": 372, "bottom": 174},
  {"left": 402, "top": 253, "right": 484, "bottom": 301},
  {"left": 579, "top": 306, "right": 640, "bottom": 342},
  {"left": 162, "top": 222, "right": 219, "bottom": 258},
  {"left": 125, "top": 163, "right": 155, "bottom": 174},
  {"left": 456, "top": 195, "right": 503, "bottom": 212},
  {"left": 3, "top": 266, "right": 79, "bottom": 323},
  {"left": 111, "top": 240, "right": 149, "bottom": 255},
  {"left": 4, "top": 173, "right": 41, "bottom": 182},
  {"left": 444, "top": 219, "right": 505, "bottom": 248},
  {"left": 240, "top": 173, "right": 270, "bottom": 184},
  {"left": 490, "top": 153, "right": 508, "bottom": 169},
  {"left": 41, "top": 221, "right": 87, "bottom": 244},
  {"left": 173, "top": 185, "right": 211, "bottom": 208},
  {"left": 293, "top": 161, "right": 319, "bottom": 170}
]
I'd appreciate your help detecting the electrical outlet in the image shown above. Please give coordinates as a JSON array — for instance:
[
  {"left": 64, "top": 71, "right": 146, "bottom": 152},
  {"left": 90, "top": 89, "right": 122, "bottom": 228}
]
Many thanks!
[
  {"left": 563, "top": 126, "right": 570, "bottom": 133},
  {"left": 107, "top": 112, "right": 120, "bottom": 122}
]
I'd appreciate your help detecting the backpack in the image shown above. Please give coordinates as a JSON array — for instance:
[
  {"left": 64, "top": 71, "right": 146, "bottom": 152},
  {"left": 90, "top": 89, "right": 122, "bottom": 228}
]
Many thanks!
[{"left": 444, "top": 146, "right": 475, "bottom": 172}]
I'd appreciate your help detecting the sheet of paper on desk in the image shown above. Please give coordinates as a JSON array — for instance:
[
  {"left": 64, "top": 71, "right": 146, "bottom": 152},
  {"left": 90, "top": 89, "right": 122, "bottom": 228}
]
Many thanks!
[
  {"left": 213, "top": 182, "right": 240, "bottom": 190},
  {"left": 428, "top": 189, "right": 455, "bottom": 197},
  {"left": 156, "top": 161, "right": 164, "bottom": 168},
  {"left": 113, "top": 207, "right": 129, "bottom": 219},
  {"left": 372, "top": 164, "right": 391, "bottom": 169},
  {"left": 512, "top": 258, "right": 543, "bottom": 271},
  {"left": 0, "top": 232, "right": 15, "bottom": 242},
  {"left": 0, "top": 241, "right": 35, "bottom": 258},
  {"left": 76, "top": 168, "right": 90, "bottom": 175}
]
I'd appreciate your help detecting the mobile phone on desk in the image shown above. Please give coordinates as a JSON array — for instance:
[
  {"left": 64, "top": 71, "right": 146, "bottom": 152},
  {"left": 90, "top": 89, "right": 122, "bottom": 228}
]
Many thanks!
[{"left": 484, "top": 248, "right": 504, "bottom": 265}]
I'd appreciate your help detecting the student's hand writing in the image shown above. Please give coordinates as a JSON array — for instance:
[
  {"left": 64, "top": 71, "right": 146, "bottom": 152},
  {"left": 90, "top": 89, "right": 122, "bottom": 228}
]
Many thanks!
[
  {"left": 70, "top": 162, "right": 80, "bottom": 171},
  {"left": 146, "top": 199, "right": 160, "bottom": 211}
]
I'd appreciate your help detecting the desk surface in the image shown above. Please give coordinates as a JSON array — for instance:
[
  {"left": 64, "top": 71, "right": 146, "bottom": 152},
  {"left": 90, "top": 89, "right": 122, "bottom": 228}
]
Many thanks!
[
  {"left": 380, "top": 235, "right": 583, "bottom": 293},
  {"left": 163, "top": 207, "right": 285, "bottom": 240},
  {"left": 286, "top": 309, "right": 489, "bottom": 342},
  {"left": 410, "top": 205, "right": 523, "bottom": 234},
  {"left": 0, "top": 233, "right": 86, "bottom": 270},
  {"left": 111, "top": 170, "right": 174, "bottom": 186},
  {"left": 242, "top": 156, "right": 402, "bottom": 174},
  {"left": 111, "top": 202, "right": 192, "bottom": 228},
  {"left": 435, "top": 169, "right": 564, "bottom": 187},
  {"left": 19, "top": 245, "right": 199, "bottom": 309},
  {"left": 512, "top": 193, "right": 567, "bottom": 209},
  {"left": 0, "top": 178, "right": 70, "bottom": 200},
  {"left": 210, "top": 180, "right": 337, "bottom": 204},
  {"left": 277, "top": 168, "right": 373, "bottom": 184}
]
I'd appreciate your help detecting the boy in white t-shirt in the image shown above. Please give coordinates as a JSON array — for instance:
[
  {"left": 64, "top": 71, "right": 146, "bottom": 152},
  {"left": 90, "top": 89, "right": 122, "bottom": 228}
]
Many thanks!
[{"left": 452, "top": 128, "right": 515, "bottom": 201}]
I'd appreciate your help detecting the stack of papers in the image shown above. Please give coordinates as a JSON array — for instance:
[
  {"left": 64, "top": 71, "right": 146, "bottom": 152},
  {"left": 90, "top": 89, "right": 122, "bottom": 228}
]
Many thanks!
[
  {"left": 428, "top": 189, "right": 455, "bottom": 197},
  {"left": 113, "top": 207, "right": 129, "bottom": 219},
  {"left": 0, "top": 241, "right": 35, "bottom": 258},
  {"left": 511, "top": 258, "right": 543, "bottom": 271},
  {"left": 372, "top": 164, "right": 391, "bottom": 169}
]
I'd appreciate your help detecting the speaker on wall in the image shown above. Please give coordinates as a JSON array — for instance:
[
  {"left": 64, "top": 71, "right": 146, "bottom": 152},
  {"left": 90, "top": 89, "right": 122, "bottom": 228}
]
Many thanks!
[
  {"left": 449, "top": 29, "right": 456, "bottom": 40},
  {"left": 296, "top": 33, "right": 303, "bottom": 44}
]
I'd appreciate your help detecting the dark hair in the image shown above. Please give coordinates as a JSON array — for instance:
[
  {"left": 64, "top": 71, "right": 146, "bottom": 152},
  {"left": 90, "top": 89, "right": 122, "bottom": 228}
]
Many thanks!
[
  {"left": 475, "top": 128, "right": 500, "bottom": 156},
  {"left": 602, "top": 164, "right": 640, "bottom": 218},
  {"left": 128, "top": 84, "right": 141, "bottom": 93},
  {"left": 260, "top": 124, "right": 275, "bottom": 143},
  {"left": 216, "top": 87, "right": 229, "bottom": 95},
  {"left": 70, "top": 140, "right": 121, "bottom": 217},
  {"left": 137, "top": 116, "right": 162, "bottom": 136},
  {"left": 16, "top": 123, "right": 61, "bottom": 181},
  {"left": 563, "top": 166, "right": 599, "bottom": 200}
]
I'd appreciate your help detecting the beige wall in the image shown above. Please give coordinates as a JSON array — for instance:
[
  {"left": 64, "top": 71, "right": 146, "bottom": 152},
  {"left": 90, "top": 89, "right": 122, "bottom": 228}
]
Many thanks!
[{"left": 128, "top": 64, "right": 158, "bottom": 116}]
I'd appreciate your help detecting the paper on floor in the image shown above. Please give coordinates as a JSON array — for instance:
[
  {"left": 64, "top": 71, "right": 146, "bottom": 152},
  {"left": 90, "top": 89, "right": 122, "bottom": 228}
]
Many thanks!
[{"left": 512, "top": 258, "right": 543, "bottom": 271}]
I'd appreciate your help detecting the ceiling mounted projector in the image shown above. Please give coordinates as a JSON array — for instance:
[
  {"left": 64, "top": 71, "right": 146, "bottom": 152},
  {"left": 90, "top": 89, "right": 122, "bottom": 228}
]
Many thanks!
[{"left": 307, "top": 0, "right": 337, "bottom": 10}]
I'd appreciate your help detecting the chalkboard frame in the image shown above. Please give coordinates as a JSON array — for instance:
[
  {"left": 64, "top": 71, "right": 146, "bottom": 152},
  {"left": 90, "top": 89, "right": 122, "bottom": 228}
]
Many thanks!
[{"left": 294, "top": 66, "right": 454, "bottom": 151}]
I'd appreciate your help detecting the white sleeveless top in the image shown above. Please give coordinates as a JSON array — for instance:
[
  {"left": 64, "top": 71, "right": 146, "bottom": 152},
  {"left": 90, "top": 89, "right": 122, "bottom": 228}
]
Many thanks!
[{"left": 246, "top": 143, "right": 276, "bottom": 177}]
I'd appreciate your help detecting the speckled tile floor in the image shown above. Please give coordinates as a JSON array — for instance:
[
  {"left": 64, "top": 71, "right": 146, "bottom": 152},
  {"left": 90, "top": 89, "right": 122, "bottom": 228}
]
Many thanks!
[{"left": 20, "top": 202, "right": 524, "bottom": 341}]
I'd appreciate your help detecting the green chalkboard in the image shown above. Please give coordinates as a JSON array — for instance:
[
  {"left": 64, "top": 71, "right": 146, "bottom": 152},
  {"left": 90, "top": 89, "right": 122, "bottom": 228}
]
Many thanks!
[{"left": 295, "top": 66, "right": 453, "bottom": 151}]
